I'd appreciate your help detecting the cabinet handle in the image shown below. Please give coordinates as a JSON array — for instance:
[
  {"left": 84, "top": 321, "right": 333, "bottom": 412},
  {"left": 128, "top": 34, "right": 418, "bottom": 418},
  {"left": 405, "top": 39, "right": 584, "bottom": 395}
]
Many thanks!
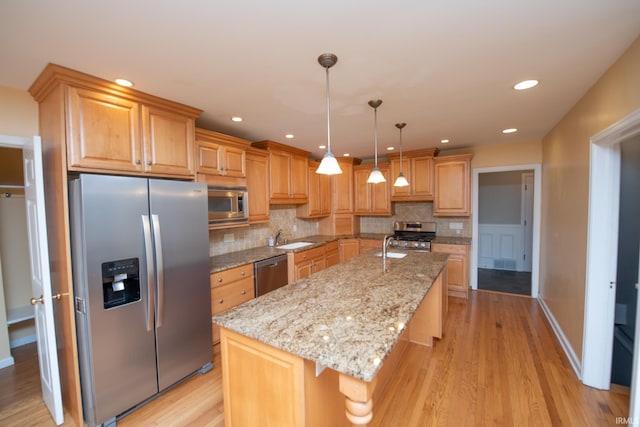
[
  {"left": 217, "top": 278, "right": 223, "bottom": 283},
  {"left": 241, "top": 290, "right": 246, "bottom": 295},
  {"left": 218, "top": 298, "right": 224, "bottom": 304},
  {"left": 135, "top": 159, "right": 141, "bottom": 165}
]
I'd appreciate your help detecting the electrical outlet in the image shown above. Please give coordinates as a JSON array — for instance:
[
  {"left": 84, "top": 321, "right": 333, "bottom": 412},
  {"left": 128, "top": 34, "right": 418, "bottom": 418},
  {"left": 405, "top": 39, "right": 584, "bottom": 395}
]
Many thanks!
[
  {"left": 293, "top": 224, "right": 297, "bottom": 232},
  {"left": 224, "top": 233, "right": 234, "bottom": 243},
  {"left": 449, "top": 222, "right": 463, "bottom": 230}
]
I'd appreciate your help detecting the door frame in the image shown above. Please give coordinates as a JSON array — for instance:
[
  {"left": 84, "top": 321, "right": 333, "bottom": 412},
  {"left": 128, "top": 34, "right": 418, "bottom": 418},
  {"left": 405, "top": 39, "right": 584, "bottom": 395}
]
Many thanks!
[
  {"left": 582, "top": 108, "right": 640, "bottom": 390},
  {"left": 471, "top": 164, "right": 542, "bottom": 297},
  {"left": 521, "top": 172, "right": 534, "bottom": 272}
]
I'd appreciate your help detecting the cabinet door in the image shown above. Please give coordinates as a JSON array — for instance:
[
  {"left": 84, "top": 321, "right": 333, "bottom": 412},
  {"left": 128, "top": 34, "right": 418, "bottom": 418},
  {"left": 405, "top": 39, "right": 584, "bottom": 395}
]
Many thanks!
[
  {"left": 434, "top": 157, "right": 471, "bottom": 216},
  {"left": 290, "top": 154, "right": 309, "bottom": 201},
  {"left": 246, "top": 151, "right": 270, "bottom": 223},
  {"left": 295, "top": 260, "right": 313, "bottom": 281},
  {"left": 142, "top": 105, "right": 195, "bottom": 177},
  {"left": 222, "top": 145, "right": 246, "bottom": 177},
  {"left": 196, "top": 140, "right": 222, "bottom": 175},
  {"left": 269, "top": 150, "right": 291, "bottom": 199},
  {"left": 339, "top": 239, "right": 359, "bottom": 263},
  {"left": 332, "top": 162, "right": 354, "bottom": 213},
  {"left": 412, "top": 156, "right": 434, "bottom": 199},
  {"left": 306, "top": 164, "right": 322, "bottom": 216},
  {"left": 319, "top": 172, "right": 331, "bottom": 215},
  {"left": 67, "top": 87, "right": 142, "bottom": 172},
  {"left": 353, "top": 168, "right": 371, "bottom": 213},
  {"left": 326, "top": 249, "right": 339, "bottom": 268},
  {"left": 312, "top": 257, "right": 326, "bottom": 275},
  {"left": 370, "top": 167, "right": 391, "bottom": 214}
]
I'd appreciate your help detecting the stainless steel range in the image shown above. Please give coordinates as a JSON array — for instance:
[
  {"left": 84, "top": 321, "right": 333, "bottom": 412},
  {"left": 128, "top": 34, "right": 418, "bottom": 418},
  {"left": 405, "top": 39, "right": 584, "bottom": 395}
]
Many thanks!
[{"left": 390, "top": 221, "right": 437, "bottom": 251}]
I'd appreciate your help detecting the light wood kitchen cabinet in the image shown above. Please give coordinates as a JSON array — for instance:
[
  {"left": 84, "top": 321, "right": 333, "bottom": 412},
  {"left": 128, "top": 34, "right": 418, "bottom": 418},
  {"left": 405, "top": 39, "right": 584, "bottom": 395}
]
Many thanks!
[
  {"left": 431, "top": 242, "right": 469, "bottom": 299},
  {"left": 64, "top": 76, "right": 199, "bottom": 178},
  {"left": 297, "top": 160, "right": 330, "bottom": 218},
  {"left": 353, "top": 164, "right": 393, "bottom": 216},
  {"left": 252, "top": 140, "right": 310, "bottom": 204},
  {"left": 246, "top": 148, "right": 270, "bottom": 224},
  {"left": 388, "top": 148, "right": 439, "bottom": 201},
  {"left": 288, "top": 245, "right": 327, "bottom": 283},
  {"left": 339, "top": 239, "right": 359, "bottom": 263},
  {"left": 325, "top": 240, "right": 339, "bottom": 268},
  {"left": 210, "top": 263, "right": 255, "bottom": 345},
  {"left": 359, "top": 238, "right": 382, "bottom": 254},
  {"left": 195, "top": 129, "right": 249, "bottom": 184},
  {"left": 433, "top": 154, "right": 473, "bottom": 217},
  {"left": 318, "top": 157, "right": 362, "bottom": 236}
]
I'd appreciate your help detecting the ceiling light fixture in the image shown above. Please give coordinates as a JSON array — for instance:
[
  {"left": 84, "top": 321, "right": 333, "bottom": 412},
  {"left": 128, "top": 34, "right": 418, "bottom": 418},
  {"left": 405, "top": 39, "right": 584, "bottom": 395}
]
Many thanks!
[
  {"left": 393, "top": 122, "right": 409, "bottom": 187},
  {"left": 387, "top": 146, "right": 395, "bottom": 151},
  {"left": 115, "top": 78, "right": 133, "bottom": 87},
  {"left": 316, "top": 53, "right": 342, "bottom": 175},
  {"left": 440, "top": 139, "right": 449, "bottom": 144},
  {"left": 502, "top": 128, "right": 518, "bottom": 134},
  {"left": 231, "top": 116, "right": 243, "bottom": 122},
  {"left": 367, "top": 99, "right": 386, "bottom": 184},
  {"left": 285, "top": 134, "right": 294, "bottom": 139},
  {"left": 513, "top": 80, "right": 539, "bottom": 90}
]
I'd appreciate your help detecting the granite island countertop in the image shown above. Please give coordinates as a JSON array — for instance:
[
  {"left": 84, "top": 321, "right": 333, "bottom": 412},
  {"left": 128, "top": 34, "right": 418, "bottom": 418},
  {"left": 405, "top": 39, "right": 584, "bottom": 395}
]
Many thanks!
[{"left": 213, "top": 250, "right": 448, "bottom": 382}]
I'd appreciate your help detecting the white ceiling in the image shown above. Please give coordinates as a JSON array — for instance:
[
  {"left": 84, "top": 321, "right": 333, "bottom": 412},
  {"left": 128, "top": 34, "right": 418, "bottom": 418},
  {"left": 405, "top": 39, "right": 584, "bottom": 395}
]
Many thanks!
[{"left": 1, "top": 1, "right": 639, "bottom": 160}]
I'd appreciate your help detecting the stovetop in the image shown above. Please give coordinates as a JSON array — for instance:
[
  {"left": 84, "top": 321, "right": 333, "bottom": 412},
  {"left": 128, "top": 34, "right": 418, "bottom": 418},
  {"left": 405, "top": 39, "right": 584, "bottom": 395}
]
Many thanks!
[{"left": 390, "top": 221, "right": 437, "bottom": 250}]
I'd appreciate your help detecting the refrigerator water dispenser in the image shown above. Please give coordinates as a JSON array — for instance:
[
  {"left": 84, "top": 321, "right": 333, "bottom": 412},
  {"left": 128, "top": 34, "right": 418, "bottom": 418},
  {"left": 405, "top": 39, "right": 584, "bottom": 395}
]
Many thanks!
[{"left": 102, "top": 258, "right": 140, "bottom": 309}]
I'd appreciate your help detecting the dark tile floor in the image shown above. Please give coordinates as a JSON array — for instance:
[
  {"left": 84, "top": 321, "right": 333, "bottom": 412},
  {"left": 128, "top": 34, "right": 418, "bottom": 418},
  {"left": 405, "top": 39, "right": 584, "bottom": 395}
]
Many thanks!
[{"left": 477, "top": 268, "right": 532, "bottom": 296}]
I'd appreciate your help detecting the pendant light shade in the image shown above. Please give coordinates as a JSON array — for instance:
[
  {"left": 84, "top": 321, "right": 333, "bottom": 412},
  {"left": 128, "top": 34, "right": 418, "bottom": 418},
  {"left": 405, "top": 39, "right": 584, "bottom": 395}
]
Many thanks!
[
  {"left": 393, "top": 122, "right": 409, "bottom": 187},
  {"left": 316, "top": 53, "right": 342, "bottom": 175},
  {"left": 367, "top": 99, "right": 386, "bottom": 184}
]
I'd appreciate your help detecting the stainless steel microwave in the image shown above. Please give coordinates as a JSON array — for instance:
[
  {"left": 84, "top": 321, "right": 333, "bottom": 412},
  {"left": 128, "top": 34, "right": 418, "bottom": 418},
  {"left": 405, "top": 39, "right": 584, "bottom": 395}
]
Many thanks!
[{"left": 207, "top": 186, "right": 248, "bottom": 225}]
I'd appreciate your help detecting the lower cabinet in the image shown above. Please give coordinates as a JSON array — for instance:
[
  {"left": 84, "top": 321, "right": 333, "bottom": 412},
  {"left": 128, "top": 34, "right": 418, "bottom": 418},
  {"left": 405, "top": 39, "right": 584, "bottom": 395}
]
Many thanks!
[
  {"left": 288, "top": 245, "right": 327, "bottom": 283},
  {"left": 210, "top": 263, "right": 255, "bottom": 346},
  {"left": 359, "top": 238, "right": 382, "bottom": 254},
  {"left": 431, "top": 243, "right": 469, "bottom": 299},
  {"left": 325, "top": 240, "right": 339, "bottom": 268},
  {"left": 339, "top": 239, "right": 359, "bottom": 263}
]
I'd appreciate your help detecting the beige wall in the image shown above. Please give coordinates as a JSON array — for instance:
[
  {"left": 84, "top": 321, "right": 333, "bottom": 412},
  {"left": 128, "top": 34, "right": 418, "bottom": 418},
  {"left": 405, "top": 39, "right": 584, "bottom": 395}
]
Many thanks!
[
  {"left": 439, "top": 139, "right": 542, "bottom": 169},
  {"left": 0, "top": 85, "right": 39, "bottom": 137},
  {"left": 540, "top": 36, "right": 640, "bottom": 363}
]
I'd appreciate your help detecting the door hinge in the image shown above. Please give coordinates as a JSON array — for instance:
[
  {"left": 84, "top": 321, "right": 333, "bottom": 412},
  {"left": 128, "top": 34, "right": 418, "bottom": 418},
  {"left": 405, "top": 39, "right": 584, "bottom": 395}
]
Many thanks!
[{"left": 75, "top": 297, "right": 86, "bottom": 314}]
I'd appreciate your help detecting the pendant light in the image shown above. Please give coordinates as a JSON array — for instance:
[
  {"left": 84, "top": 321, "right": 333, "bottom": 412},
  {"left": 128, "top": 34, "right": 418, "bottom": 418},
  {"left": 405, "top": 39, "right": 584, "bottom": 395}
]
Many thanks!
[
  {"left": 316, "top": 53, "right": 343, "bottom": 175},
  {"left": 393, "top": 122, "right": 409, "bottom": 187},
  {"left": 367, "top": 99, "right": 386, "bottom": 184}
]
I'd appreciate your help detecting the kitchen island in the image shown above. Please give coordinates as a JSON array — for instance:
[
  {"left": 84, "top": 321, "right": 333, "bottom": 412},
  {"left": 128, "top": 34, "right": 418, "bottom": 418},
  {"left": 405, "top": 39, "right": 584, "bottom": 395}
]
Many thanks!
[{"left": 213, "top": 250, "right": 448, "bottom": 426}]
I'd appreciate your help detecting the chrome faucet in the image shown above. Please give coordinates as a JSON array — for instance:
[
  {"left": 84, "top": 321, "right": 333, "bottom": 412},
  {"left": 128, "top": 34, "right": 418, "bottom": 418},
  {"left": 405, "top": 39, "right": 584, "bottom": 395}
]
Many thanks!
[
  {"left": 274, "top": 229, "right": 283, "bottom": 246},
  {"left": 382, "top": 234, "right": 395, "bottom": 272}
]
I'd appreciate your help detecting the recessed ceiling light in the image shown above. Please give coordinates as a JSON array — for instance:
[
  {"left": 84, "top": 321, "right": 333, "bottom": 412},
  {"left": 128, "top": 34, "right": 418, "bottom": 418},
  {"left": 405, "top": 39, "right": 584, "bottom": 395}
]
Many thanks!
[
  {"left": 513, "top": 80, "right": 539, "bottom": 90},
  {"left": 502, "top": 128, "right": 518, "bottom": 134},
  {"left": 319, "top": 145, "right": 326, "bottom": 149},
  {"left": 343, "top": 153, "right": 350, "bottom": 157},
  {"left": 231, "top": 116, "right": 243, "bottom": 122},
  {"left": 115, "top": 78, "right": 133, "bottom": 87},
  {"left": 440, "top": 139, "right": 449, "bottom": 144},
  {"left": 285, "top": 134, "right": 294, "bottom": 139},
  {"left": 387, "top": 146, "right": 395, "bottom": 151}
]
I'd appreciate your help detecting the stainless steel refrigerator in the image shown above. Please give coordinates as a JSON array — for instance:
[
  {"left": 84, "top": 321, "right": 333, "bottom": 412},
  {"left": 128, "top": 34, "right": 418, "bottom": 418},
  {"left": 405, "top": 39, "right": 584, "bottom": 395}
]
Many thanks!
[{"left": 69, "top": 174, "right": 213, "bottom": 427}]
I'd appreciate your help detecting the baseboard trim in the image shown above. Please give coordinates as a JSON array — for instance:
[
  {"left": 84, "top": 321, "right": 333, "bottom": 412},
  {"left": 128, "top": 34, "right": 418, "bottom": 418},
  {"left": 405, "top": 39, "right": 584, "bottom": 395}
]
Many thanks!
[
  {"left": 537, "top": 297, "right": 582, "bottom": 379},
  {"left": 10, "top": 333, "right": 37, "bottom": 349},
  {"left": 0, "top": 355, "right": 16, "bottom": 369}
]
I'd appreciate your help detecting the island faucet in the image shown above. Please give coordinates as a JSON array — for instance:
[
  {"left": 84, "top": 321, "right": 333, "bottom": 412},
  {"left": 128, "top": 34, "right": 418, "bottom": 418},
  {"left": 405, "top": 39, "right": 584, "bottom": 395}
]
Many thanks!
[
  {"left": 382, "top": 234, "right": 395, "bottom": 273},
  {"left": 274, "top": 229, "right": 283, "bottom": 246}
]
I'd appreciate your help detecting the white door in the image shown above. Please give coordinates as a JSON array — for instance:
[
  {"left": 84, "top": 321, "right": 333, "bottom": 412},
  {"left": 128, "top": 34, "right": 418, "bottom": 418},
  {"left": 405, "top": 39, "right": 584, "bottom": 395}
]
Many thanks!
[
  {"left": 522, "top": 173, "right": 534, "bottom": 272},
  {"left": 23, "top": 136, "right": 64, "bottom": 425}
]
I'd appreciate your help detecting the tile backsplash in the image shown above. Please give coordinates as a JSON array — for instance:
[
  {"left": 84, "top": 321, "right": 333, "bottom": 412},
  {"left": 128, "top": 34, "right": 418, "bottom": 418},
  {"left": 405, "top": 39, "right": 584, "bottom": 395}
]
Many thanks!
[{"left": 210, "top": 202, "right": 470, "bottom": 256}]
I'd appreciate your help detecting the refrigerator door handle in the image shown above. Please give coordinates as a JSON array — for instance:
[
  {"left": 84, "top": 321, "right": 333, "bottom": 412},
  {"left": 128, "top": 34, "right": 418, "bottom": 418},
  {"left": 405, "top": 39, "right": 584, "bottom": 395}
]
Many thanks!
[
  {"left": 142, "top": 215, "right": 155, "bottom": 332},
  {"left": 151, "top": 214, "right": 164, "bottom": 328}
]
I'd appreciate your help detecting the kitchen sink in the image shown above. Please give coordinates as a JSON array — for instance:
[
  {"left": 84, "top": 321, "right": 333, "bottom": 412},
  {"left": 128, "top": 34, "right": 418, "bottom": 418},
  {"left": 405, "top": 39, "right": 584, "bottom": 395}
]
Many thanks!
[
  {"left": 276, "top": 241, "right": 314, "bottom": 250},
  {"left": 374, "top": 252, "right": 408, "bottom": 259}
]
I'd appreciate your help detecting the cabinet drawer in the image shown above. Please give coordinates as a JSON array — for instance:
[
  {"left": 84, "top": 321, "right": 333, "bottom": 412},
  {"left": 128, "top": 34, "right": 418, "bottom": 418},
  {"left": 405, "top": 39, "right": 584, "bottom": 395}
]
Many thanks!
[
  {"left": 211, "top": 263, "right": 254, "bottom": 287},
  {"left": 324, "top": 240, "right": 339, "bottom": 252},
  {"left": 293, "top": 246, "right": 325, "bottom": 264},
  {"left": 431, "top": 243, "right": 468, "bottom": 255},
  {"left": 211, "top": 276, "right": 255, "bottom": 314}
]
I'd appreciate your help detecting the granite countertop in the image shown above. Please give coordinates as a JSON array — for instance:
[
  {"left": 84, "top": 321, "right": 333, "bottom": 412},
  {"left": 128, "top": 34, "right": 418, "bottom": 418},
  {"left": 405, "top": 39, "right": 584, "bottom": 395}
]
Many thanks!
[
  {"left": 213, "top": 250, "right": 448, "bottom": 382},
  {"left": 432, "top": 236, "right": 472, "bottom": 245}
]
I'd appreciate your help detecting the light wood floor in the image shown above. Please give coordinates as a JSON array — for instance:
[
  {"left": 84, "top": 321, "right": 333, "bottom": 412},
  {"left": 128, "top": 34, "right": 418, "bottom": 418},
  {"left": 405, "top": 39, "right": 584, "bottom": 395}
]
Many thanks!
[{"left": 0, "top": 291, "right": 630, "bottom": 426}]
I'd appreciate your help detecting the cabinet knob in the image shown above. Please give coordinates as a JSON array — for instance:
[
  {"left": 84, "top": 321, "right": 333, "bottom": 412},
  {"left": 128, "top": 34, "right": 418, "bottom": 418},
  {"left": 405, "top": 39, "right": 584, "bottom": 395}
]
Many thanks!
[
  {"left": 218, "top": 298, "right": 224, "bottom": 304},
  {"left": 147, "top": 160, "right": 153, "bottom": 166},
  {"left": 240, "top": 271, "right": 245, "bottom": 276},
  {"left": 217, "top": 278, "right": 223, "bottom": 283},
  {"left": 303, "top": 255, "right": 307, "bottom": 259},
  {"left": 241, "top": 290, "right": 246, "bottom": 295},
  {"left": 135, "top": 159, "right": 141, "bottom": 165}
]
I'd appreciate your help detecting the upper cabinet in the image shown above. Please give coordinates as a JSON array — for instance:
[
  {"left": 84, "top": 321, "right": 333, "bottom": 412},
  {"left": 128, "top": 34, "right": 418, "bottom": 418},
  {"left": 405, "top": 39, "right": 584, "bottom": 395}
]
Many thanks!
[
  {"left": 251, "top": 140, "right": 310, "bottom": 205},
  {"left": 433, "top": 154, "right": 473, "bottom": 216},
  {"left": 317, "top": 157, "right": 362, "bottom": 236},
  {"left": 245, "top": 148, "right": 270, "bottom": 224},
  {"left": 30, "top": 64, "right": 201, "bottom": 179},
  {"left": 297, "top": 160, "right": 330, "bottom": 218},
  {"left": 195, "top": 128, "right": 250, "bottom": 186},
  {"left": 388, "top": 148, "right": 439, "bottom": 201},
  {"left": 353, "top": 164, "right": 393, "bottom": 216}
]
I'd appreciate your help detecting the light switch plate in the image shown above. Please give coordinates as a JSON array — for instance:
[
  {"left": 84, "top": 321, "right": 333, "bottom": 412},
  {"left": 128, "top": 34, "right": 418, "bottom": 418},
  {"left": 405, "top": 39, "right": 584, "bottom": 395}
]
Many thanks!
[{"left": 449, "top": 222, "right": 463, "bottom": 230}]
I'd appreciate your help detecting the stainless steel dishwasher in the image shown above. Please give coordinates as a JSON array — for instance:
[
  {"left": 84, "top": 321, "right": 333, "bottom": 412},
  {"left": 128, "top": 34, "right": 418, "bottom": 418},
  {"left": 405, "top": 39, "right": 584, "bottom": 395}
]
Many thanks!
[{"left": 254, "top": 254, "right": 289, "bottom": 296}]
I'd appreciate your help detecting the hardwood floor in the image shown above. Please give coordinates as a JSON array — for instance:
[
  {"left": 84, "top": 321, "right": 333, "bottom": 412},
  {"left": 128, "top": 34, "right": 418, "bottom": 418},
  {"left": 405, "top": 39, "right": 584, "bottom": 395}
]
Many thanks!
[{"left": 0, "top": 291, "right": 630, "bottom": 426}]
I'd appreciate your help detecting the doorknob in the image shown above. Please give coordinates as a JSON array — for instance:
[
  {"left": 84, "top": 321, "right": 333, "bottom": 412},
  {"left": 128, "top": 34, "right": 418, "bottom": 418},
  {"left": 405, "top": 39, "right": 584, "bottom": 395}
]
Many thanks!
[{"left": 30, "top": 293, "right": 62, "bottom": 305}]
